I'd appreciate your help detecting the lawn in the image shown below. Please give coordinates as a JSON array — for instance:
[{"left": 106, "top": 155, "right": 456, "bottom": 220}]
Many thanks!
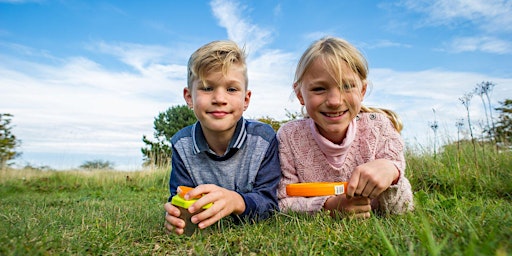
[{"left": 1, "top": 142, "right": 511, "bottom": 255}]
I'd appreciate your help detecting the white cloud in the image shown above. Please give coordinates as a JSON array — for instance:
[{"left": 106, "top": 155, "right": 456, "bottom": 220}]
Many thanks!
[
  {"left": 445, "top": 36, "right": 512, "bottom": 54},
  {"left": 401, "top": 0, "right": 512, "bottom": 33},
  {"left": 0, "top": 43, "right": 189, "bottom": 169},
  {"left": 245, "top": 49, "right": 298, "bottom": 120},
  {"left": 210, "top": 0, "right": 273, "bottom": 55},
  {"left": 361, "top": 39, "right": 412, "bottom": 49},
  {"left": 367, "top": 68, "right": 512, "bottom": 148}
]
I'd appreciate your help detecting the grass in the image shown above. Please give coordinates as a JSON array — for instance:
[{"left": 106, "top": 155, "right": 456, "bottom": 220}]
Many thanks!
[{"left": 1, "top": 142, "right": 511, "bottom": 255}]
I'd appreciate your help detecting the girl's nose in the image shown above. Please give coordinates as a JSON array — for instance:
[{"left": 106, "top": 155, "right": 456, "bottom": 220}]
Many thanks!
[{"left": 325, "top": 89, "right": 342, "bottom": 107}]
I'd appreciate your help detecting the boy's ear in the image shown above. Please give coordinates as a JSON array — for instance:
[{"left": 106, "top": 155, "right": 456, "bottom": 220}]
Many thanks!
[
  {"left": 243, "top": 90, "right": 251, "bottom": 111},
  {"left": 361, "top": 81, "right": 367, "bottom": 100},
  {"left": 293, "top": 83, "right": 305, "bottom": 105},
  {"left": 183, "top": 87, "right": 193, "bottom": 108}
]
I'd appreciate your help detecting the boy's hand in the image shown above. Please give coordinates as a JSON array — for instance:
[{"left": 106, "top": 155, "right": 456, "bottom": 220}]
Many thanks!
[
  {"left": 186, "top": 184, "right": 246, "bottom": 229},
  {"left": 324, "top": 194, "right": 371, "bottom": 219},
  {"left": 163, "top": 202, "right": 186, "bottom": 235},
  {"left": 346, "top": 159, "right": 399, "bottom": 199}
]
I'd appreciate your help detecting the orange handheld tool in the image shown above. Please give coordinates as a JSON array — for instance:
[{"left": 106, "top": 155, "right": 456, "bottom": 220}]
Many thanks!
[
  {"left": 177, "top": 186, "right": 202, "bottom": 199},
  {"left": 286, "top": 182, "right": 348, "bottom": 197}
]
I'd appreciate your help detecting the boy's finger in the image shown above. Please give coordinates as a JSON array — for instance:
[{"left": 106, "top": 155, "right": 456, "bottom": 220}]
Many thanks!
[
  {"left": 186, "top": 184, "right": 218, "bottom": 200},
  {"left": 164, "top": 202, "right": 181, "bottom": 217},
  {"left": 165, "top": 212, "right": 185, "bottom": 228}
]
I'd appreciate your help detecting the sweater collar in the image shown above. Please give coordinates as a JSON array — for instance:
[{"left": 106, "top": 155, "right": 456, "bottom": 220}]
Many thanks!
[
  {"left": 309, "top": 117, "right": 357, "bottom": 166},
  {"left": 192, "top": 117, "right": 247, "bottom": 156}
]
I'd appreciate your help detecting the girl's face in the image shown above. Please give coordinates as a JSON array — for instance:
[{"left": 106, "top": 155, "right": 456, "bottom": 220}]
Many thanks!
[{"left": 295, "top": 57, "right": 366, "bottom": 144}]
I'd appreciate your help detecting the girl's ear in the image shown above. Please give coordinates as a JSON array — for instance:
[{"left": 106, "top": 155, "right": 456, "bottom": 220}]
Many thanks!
[
  {"left": 293, "top": 82, "right": 305, "bottom": 105},
  {"left": 183, "top": 87, "right": 193, "bottom": 108}
]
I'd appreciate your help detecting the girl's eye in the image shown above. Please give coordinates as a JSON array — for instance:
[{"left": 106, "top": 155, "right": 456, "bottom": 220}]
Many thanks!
[
  {"left": 311, "top": 86, "right": 326, "bottom": 92},
  {"left": 342, "top": 83, "right": 355, "bottom": 91}
]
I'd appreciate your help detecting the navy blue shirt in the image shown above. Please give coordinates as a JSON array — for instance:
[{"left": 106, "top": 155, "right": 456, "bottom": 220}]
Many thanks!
[{"left": 169, "top": 117, "right": 281, "bottom": 222}]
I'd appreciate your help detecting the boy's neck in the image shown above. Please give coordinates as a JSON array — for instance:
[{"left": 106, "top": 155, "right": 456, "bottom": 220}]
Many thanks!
[{"left": 203, "top": 128, "right": 235, "bottom": 156}]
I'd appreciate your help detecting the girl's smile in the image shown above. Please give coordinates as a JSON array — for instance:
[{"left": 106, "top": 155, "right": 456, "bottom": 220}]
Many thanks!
[{"left": 322, "top": 110, "right": 349, "bottom": 118}]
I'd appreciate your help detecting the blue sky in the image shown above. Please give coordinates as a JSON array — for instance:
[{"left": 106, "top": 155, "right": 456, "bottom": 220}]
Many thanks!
[{"left": 1, "top": 0, "right": 511, "bottom": 170}]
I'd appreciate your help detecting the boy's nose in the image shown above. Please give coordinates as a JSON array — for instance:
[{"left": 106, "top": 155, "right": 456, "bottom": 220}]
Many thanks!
[{"left": 212, "top": 89, "right": 227, "bottom": 104}]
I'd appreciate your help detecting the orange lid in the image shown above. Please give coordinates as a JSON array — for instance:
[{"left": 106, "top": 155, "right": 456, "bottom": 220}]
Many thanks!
[
  {"left": 286, "top": 182, "right": 348, "bottom": 197},
  {"left": 177, "top": 186, "right": 202, "bottom": 199}
]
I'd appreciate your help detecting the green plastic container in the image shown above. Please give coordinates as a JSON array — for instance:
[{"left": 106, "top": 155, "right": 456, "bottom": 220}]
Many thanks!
[{"left": 171, "top": 195, "right": 212, "bottom": 236}]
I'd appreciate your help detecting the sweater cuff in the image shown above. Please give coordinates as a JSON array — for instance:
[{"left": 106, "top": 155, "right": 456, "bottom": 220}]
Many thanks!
[{"left": 391, "top": 169, "right": 400, "bottom": 185}]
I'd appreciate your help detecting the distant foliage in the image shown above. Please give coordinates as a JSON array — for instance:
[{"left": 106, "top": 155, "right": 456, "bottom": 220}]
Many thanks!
[
  {"left": 141, "top": 105, "right": 196, "bottom": 167},
  {"left": 79, "top": 160, "right": 115, "bottom": 170},
  {"left": 257, "top": 109, "right": 304, "bottom": 132},
  {"left": 491, "top": 99, "right": 512, "bottom": 144},
  {"left": 0, "top": 113, "right": 21, "bottom": 169},
  {"left": 257, "top": 116, "right": 283, "bottom": 131}
]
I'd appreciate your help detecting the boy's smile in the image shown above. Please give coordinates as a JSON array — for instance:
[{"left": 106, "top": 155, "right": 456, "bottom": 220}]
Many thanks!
[{"left": 207, "top": 110, "right": 230, "bottom": 118}]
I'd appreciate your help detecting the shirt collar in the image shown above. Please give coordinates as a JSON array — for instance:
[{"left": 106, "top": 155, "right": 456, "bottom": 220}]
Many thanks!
[{"left": 192, "top": 117, "right": 247, "bottom": 156}]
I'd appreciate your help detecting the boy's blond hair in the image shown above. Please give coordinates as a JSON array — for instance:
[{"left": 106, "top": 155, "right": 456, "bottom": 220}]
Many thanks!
[
  {"left": 294, "top": 36, "right": 403, "bottom": 132},
  {"left": 187, "top": 40, "right": 248, "bottom": 90}
]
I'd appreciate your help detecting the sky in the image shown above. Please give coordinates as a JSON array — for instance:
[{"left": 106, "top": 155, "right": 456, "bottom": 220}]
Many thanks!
[{"left": 1, "top": 0, "right": 511, "bottom": 170}]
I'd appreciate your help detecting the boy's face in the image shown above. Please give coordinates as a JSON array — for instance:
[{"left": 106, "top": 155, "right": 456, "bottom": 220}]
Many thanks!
[{"left": 184, "top": 63, "right": 251, "bottom": 138}]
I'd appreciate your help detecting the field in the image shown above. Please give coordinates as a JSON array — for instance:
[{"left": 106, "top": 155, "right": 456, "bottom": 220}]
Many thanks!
[{"left": 1, "top": 142, "right": 511, "bottom": 255}]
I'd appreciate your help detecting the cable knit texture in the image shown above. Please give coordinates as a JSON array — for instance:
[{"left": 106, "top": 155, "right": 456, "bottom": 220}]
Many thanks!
[{"left": 277, "top": 112, "right": 414, "bottom": 215}]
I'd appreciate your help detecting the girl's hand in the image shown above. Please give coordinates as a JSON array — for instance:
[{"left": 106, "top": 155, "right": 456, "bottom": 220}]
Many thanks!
[
  {"left": 163, "top": 202, "right": 186, "bottom": 235},
  {"left": 185, "top": 184, "right": 246, "bottom": 229},
  {"left": 346, "top": 159, "right": 399, "bottom": 199},
  {"left": 323, "top": 194, "right": 371, "bottom": 219}
]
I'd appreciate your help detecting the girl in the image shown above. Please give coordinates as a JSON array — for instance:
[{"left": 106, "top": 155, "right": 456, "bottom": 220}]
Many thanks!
[{"left": 277, "top": 36, "right": 413, "bottom": 218}]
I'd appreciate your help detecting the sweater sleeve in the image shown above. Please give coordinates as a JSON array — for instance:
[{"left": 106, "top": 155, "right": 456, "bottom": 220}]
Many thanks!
[
  {"left": 277, "top": 125, "right": 328, "bottom": 213},
  {"left": 236, "top": 135, "right": 281, "bottom": 222},
  {"left": 372, "top": 118, "right": 414, "bottom": 214},
  {"left": 168, "top": 145, "right": 196, "bottom": 202}
]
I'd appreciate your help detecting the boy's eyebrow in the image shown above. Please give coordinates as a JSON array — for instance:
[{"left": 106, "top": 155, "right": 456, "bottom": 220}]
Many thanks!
[{"left": 202, "top": 78, "right": 244, "bottom": 87}]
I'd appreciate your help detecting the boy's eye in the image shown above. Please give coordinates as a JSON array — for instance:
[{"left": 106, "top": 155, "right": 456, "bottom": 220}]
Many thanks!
[
  {"left": 199, "top": 86, "right": 213, "bottom": 92},
  {"left": 227, "top": 87, "right": 238, "bottom": 92}
]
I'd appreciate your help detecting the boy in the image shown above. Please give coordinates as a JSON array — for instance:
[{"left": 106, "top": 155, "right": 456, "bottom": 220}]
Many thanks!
[{"left": 163, "top": 40, "right": 281, "bottom": 235}]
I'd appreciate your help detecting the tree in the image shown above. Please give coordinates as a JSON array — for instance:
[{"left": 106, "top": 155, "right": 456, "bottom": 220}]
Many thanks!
[
  {"left": 257, "top": 109, "right": 303, "bottom": 132},
  {"left": 0, "top": 113, "right": 21, "bottom": 169},
  {"left": 141, "top": 105, "right": 196, "bottom": 166},
  {"left": 491, "top": 99, "right": 512, "bottom": 145},
  {"left": 79, "top": 160, "right": 115, "bottom": 170},
  {"left": 257, "top": 116, "right": 283, "bottom": 131}
]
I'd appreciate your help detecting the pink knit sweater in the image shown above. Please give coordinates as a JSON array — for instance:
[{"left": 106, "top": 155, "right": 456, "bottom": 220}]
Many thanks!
[{"left": 277, "top": 112, "right": 414, "bottom": 214}]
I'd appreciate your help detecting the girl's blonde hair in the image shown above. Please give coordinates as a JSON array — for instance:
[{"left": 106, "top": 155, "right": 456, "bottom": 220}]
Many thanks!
[
  {"left": 187, "top": 40, "right": 248, "bottom": 90},
  {"left": 294, "top": 36, "right": 402, "bottom": 132}
]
